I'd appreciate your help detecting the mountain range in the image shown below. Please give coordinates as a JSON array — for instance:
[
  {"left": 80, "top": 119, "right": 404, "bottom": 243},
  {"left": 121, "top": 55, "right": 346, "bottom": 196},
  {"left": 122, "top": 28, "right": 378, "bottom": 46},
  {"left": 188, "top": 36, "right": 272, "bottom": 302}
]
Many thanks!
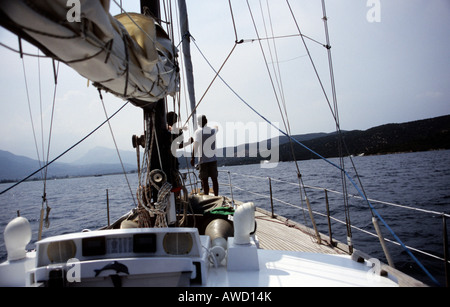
[
  {"left": 1, "top": 115, "right": 449, "bottom": 182},
  {"left": 0, "top": 147, "right": 137, "bottom": 182},
  {"left": 209, "top": 114, "right": 450, "bottom": 166}
]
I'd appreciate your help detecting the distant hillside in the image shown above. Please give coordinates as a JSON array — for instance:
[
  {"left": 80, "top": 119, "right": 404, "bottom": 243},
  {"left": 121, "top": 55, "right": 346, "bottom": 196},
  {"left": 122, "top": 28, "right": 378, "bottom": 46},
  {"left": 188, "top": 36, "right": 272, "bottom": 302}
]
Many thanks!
[
  {"left": 72, "top": 146, "right": 137, "bottom": 166},
  {"left": 277, "top": 115, "right": 450, "bottom": 162},
  {"left": 0, "top": 150, "right": 43, "bottom": 181},
  {"left": 2, "top": 115, "right": 449, "bottom": 181},
  {"left": 182, "top": 115, "right": 450, "bottom": 166},
  {"left": 0, "top": 147, "right": 137, "bottom": 182}
]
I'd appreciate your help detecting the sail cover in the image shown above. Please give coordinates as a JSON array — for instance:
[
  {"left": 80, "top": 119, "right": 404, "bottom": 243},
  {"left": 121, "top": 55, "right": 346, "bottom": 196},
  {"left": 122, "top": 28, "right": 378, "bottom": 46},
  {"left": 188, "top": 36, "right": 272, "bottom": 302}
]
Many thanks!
[{"left": 0, "top": 0, "right": 179, "bottom": 108}]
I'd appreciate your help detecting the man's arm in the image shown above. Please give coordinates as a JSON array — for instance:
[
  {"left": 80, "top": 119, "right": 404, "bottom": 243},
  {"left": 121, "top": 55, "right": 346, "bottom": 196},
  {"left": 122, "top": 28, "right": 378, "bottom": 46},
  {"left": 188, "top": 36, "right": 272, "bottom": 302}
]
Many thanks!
[{"left": 182, "top": 137, "right": 194, "bottom": 149}]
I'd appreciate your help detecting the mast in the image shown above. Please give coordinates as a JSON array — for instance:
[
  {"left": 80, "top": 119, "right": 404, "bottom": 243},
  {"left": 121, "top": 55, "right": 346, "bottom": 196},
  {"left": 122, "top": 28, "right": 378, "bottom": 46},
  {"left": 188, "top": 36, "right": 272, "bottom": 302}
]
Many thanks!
[
  {"left": 178, "top": 0, "right": 197, "bottom": 130},
  {"left": 137, "top": 0, "right": 195, "bottom": 189},
  {"left": 139, "top": 0, "right": 174, "bottom": 188},
  {"left": 141, "top": 0, "right": 160, "bottom": 19}
]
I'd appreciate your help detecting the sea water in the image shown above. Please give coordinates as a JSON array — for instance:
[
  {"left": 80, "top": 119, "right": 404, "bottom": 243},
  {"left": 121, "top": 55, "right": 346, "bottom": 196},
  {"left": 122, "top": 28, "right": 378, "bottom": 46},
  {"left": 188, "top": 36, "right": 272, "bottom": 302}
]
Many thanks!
[{"left": 1, "top": 150, "right": 449, "bottom": 286}]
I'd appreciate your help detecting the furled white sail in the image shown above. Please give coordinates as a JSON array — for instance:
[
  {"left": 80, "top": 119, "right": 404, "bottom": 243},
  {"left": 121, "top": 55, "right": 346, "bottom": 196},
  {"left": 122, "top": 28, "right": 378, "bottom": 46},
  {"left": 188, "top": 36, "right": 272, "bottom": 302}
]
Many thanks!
[{"left": 0, "top": 0, "right": 179, "bottom": 108}]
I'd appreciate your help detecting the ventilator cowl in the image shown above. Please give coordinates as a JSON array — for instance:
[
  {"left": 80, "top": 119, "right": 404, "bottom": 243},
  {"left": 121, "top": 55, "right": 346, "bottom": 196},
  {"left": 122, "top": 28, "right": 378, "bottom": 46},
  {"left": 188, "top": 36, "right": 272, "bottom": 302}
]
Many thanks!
[
  {"left": 233, "top": 202, "right": 256, "bottom": 245},
  {"left": 4, "top": 217, "right": 32, "bottom": 261}
]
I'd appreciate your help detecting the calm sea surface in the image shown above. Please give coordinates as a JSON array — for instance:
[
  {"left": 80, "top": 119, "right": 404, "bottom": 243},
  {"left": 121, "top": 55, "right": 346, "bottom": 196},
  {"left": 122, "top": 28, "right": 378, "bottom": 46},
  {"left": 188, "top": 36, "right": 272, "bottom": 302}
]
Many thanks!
[{"left": 1, "top": 150, "right": 449, "bottom": 286}]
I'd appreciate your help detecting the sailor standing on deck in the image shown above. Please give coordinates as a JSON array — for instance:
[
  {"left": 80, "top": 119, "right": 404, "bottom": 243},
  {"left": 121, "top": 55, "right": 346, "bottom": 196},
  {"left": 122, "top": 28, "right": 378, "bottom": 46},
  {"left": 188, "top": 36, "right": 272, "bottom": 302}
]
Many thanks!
[{"left": 191, "top": 115, "right": 219, "bottom": 196}]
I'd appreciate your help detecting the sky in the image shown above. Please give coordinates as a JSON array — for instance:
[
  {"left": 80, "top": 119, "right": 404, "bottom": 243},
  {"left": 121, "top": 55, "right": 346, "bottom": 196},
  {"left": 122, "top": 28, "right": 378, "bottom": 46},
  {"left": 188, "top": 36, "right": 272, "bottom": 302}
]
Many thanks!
[{"left": 0, "top": 0, "right": 449, "bottom": 163}]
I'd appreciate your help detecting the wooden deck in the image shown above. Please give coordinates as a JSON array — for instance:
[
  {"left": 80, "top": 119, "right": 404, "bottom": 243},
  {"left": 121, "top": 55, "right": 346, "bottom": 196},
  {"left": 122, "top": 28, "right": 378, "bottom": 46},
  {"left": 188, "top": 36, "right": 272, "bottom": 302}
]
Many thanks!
[
  {"left": 254, "top": 208, "right": 347, "bottom": 255},
  {"left": 254, "top": 207, "right": 427, "bottom": 287}
]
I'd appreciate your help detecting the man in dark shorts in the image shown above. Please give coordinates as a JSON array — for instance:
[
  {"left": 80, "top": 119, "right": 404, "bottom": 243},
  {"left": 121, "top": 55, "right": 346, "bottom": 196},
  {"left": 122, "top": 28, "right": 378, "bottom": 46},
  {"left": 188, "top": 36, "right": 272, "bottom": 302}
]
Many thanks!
[{"left": 191, "top": 115, "right": 219, "bottom": 196}]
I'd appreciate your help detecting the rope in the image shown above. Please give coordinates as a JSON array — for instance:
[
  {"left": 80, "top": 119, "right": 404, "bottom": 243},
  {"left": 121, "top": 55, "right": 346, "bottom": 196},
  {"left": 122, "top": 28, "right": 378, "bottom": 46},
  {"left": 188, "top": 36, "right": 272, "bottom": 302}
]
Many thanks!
[
  {"left": 154, "top": 181, "right": 172, "bottom": 228},
  {"left": 137, "top": 168, "right": 172, "bottom": 228},
  {"left": 135, "top": 109, "right": 173, "bottom": 228}
]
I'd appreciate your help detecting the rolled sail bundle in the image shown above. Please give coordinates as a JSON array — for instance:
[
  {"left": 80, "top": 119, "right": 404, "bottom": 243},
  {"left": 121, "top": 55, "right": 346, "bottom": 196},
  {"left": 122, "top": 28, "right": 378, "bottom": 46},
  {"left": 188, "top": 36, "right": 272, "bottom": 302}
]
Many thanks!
[{"left": 0, "top": 0, "right": 179, "bottom": 108}]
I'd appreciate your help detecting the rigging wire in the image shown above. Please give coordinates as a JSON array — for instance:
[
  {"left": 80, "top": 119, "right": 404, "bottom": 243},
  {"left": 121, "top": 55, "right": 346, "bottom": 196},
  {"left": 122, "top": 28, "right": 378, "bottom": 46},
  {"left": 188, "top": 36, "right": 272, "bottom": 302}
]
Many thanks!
[
  {"left": 20, "top": 52, "right": 50, "bottom": 238},
  {"left": 37, "top": 50, "right": 45, "bottom": 174},
  {"left": 240, "top": 33, "right": 326, "bottom": 47},
  {"left": 318, "top": 0, "right": 353, "bottom": 251},
  {"left": 260, "top": 0, "right": 289, "bottom": 131},
  {"left": 190, "top": 36, "right": 441, "bottom": 287},
  {"left": 245, "top": 0, "right": 315, "bottom": 237},
  {"left": 0, "top": 102, "right": 130, "bottom": 196},
  {"left": 228, "top": 0, "right": 240, "bottom": 43},
  {"left": 246, "top": 0, "right": 301, "bottom": 176},
  {"left": 171, "top": 0, "right": 198, "bottom": 184},
  {"left": 43, "top": 60, "right": 60, "bottom": 186},
  {"left": 230, "top": 0, "right": 440, "bottom": 285},
  {"left": 285, "top": 0, "right": 337, "bottom": 125},
  {"left": 98, "top": 90, "right": 137, "bottom": 207},
  {"left": 21, "top": 54, "right": 43, "bottom": 176},
  {"left": 270, "top": 0, "right": 311, "bottom": 228},
  {"left": 38, "top": 58, "right": 60, "bottom": 239},
  {"left": 246, "top": 0, "right": 288, "bottom": 138},
  {"left": 182, "top": 42, "right": 238, "bottom": 130},
  {"left": 2, "top": 0, "right": 440, "bottom": 285}
]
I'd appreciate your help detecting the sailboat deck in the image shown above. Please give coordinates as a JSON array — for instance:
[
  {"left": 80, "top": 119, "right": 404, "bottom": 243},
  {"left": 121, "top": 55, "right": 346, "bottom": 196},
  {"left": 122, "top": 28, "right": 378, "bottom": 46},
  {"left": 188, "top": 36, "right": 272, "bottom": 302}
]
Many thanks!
[
  {"left": 254, "top": 208, "right": 347, "bottom": 255},
  {"left": 253, "top": 208, "right": 427, "bottom": 287}
]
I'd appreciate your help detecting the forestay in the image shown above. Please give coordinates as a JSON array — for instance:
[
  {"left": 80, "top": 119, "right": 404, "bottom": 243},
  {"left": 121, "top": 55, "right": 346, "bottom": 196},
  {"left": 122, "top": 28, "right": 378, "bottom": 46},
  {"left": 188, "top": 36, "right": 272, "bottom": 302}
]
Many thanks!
[{"left": 0, "top": 0, "right": 179, "bottom": 107}]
